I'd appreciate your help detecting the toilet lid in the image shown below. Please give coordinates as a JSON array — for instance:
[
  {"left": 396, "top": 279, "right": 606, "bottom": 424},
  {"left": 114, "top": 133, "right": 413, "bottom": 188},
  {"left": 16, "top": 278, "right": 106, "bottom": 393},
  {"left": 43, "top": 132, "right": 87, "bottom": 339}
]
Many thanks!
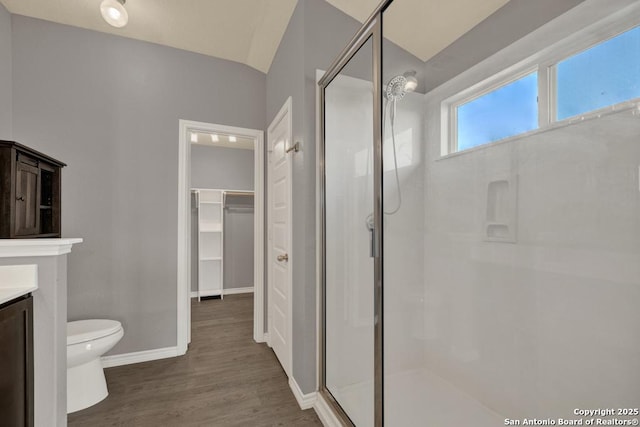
[{"left": 67, "top": 319, "right": 122, "bottom": 345}]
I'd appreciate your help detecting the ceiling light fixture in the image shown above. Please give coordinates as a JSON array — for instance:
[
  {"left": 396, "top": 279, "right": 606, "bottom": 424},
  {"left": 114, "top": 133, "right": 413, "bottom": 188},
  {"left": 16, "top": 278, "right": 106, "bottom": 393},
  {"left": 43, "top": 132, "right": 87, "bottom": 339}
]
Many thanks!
[
  {"left": 211, "top": 134, "right": 219, "bottom": 142},
  {"left": 190, "top": 133, "right": 198, "bottom": 143},
  {"left": 229, "top": 136, "right": 237, "bottom": 142},
  {"left": 100, "top": 0, "right": 128, "bottom": 28}
]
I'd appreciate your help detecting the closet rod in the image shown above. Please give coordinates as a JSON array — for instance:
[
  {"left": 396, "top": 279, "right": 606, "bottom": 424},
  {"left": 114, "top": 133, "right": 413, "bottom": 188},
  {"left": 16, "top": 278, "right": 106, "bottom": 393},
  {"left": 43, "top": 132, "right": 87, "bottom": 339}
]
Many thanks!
[
  {"left": 223, "top": 191, "right": 254, "bottom": 209},
  {"left": 225, "top": 207, "right": 254, "bottom": 212},
  {"left": 224, "top": 191, "right": 254, "bottom": 197}
]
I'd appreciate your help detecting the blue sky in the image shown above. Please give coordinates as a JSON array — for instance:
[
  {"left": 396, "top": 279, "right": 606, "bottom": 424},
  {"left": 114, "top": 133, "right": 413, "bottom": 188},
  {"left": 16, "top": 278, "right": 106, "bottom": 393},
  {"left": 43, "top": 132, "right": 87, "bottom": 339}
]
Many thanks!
[
  {"left": 457, "top": 25, "right": 640, "bottom": 151},
  {"left": 457, "top": 73, "right": 538, "bottom": 151},
  {"left": 557, "top": 25, "right": 640, "bottom": 120}
]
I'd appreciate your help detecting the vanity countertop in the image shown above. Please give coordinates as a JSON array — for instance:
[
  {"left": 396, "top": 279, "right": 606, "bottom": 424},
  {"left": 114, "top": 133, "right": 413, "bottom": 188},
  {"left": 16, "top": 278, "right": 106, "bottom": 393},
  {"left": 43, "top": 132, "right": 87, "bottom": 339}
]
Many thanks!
[
  {"left": 0, "top": 286, "right": 38, "bottom": 305},
  {"left": 0, "top": 264, "right": 39, "bottom": 305}
]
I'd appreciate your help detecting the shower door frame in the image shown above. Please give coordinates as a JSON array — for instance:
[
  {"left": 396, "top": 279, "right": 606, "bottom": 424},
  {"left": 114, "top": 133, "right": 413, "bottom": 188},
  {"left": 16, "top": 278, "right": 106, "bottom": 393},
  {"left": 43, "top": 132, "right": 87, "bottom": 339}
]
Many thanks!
[{"left": 318, "top": 1, "right": 394, "bottom": 425}]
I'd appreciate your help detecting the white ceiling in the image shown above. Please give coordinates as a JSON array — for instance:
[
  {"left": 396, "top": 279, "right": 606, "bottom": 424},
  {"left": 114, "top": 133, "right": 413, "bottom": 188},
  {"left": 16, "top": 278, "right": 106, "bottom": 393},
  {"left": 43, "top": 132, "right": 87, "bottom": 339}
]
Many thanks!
[
  {"left": 326, "top": 0, "right": 510, "bottom": 62},
  {"left": 0, "top": 0, "right": 511, "bottom": 73},
  {"left": 0, "top": 0, "right": 297, "bottom": 73},
  {"left": 192, "top": 132, "right": 254, "bottom": 151}
]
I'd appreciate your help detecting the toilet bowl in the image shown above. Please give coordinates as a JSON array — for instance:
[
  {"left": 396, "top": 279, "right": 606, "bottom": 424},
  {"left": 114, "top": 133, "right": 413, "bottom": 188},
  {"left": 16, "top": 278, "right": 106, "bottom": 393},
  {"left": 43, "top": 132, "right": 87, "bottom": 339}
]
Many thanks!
[{"left": 67, "top": 319, "right": 124, "bottom": 413}]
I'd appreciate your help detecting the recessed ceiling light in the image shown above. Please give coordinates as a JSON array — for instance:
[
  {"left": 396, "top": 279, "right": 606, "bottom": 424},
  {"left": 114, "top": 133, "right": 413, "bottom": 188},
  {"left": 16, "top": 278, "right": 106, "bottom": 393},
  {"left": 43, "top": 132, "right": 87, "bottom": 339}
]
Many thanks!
[
  {"left": 190, "top": 133, "right": 198, "bottom": 143},
  {"left": 100, "top": 0, "right": 128, "bottom": 28},
  {"left": 211, "top": 134, "right": 219, "bottom": 142},
  {"left": 229, "top": 136, "right": 237, "bottom": 142}
]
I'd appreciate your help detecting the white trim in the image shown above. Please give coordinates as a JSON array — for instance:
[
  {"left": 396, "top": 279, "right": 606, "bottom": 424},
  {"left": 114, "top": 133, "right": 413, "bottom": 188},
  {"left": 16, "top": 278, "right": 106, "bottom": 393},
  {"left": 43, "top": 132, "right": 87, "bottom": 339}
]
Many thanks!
[
  {"left": 223, "top": 286, "right": 254, "bottom": 295},
  {"left": 289, "top": 377, "right": 318, "bottom": 410},
  {"left": 190, "top": 291, "right": 199, "bottom": 299},
  {"left": 253, "top": 131, "right": 266, "bottom": 345},
  {"left": 266, "top": 97, "right": 294, "bottom": 376},
  {"left": 438, "top": 99, "right": 640, "bottom": 161},
  {"left": 315, "top": 70, "right": 324, "bottom": 391},
  {"left": 198, "top": 289, "right": 223, "bottom": 298},
  {"left": 178, "top": 120, "right": 265, "bottom": 355},
  {"left": 444, "top": 65, "right": 538, "bottom": 154},
  {"left": 313, "top": 393, "right": 343, "bottom": 427},
  {"left": 0, "top": 238, "right": 83, "bottom": 258},
  {"left": 101, "top": 346, "right": 179, "bottom": 368}
]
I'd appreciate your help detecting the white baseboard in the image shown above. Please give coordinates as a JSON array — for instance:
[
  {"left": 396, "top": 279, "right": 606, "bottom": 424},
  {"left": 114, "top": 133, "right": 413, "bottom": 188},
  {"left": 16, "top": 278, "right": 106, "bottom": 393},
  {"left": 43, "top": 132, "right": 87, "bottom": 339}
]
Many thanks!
[
  {"left": 198, "top": 290, "right": 222, "bottom": 298},
  {"left": 254, "top": 331, "right": 269, "bottom": 343},
  {"left": 190, "top": 288, "right": 253, "bottom": 299},
  {"left": 314, "top": 393, "right": 343, "bottom": 427},
  {"left": 289, "top": 377, "right": 317, "bottom": 410},
  {"left": 101, "top": 346, "right": 179, "bottom": 368},
  {"left": 223, "top": 286, "right": 254, "bottom": 295}
]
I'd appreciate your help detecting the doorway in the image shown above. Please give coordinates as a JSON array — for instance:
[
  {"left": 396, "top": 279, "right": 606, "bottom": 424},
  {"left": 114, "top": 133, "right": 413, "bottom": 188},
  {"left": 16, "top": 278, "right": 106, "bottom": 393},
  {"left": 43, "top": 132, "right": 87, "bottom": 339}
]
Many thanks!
[{"left": 177, "top": 120, "right": 265, "bottom": 354}]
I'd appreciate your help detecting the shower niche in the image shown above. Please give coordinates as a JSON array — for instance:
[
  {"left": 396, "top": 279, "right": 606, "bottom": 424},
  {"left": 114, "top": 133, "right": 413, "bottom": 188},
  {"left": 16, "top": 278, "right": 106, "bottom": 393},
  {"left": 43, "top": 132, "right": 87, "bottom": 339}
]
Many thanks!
[{"left": 485, "top": 175, "right": 518, "bottom": 243}]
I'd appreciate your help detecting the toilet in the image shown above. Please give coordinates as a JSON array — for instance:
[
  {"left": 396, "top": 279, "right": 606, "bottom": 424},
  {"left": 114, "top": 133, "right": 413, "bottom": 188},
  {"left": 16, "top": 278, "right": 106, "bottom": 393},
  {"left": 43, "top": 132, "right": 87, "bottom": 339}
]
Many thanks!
[{"left": 66, "top": 319, "right": 124, "bottom": 413}]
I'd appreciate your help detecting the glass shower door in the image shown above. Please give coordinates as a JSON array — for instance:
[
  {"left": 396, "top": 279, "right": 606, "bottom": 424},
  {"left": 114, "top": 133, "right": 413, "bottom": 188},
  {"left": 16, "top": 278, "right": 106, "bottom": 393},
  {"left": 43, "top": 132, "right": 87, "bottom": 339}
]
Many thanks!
[
  {"left": 380, "top": 1, "right": 640, "bottom": 426},
  {"left": 322, "top": 36, "right": 377, "bottom": 427}
]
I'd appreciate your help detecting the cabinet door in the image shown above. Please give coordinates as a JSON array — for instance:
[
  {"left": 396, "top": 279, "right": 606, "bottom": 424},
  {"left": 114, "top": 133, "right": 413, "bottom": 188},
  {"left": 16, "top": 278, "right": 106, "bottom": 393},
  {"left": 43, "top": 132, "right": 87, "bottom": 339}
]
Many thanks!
[
  {"left": 0, "top": 296, "right": 34, "bottom": 427},
  {"left": 14, "top": 159, "right": 40, "bottom": 236}
]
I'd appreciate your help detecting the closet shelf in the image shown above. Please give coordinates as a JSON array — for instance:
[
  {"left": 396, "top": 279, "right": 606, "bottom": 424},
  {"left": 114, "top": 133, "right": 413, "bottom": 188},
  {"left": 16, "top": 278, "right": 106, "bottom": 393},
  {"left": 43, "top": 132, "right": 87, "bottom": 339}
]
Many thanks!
[
  {"left": 195, "top": 189, "right": 224, "bottom": 301},
  {"left": 200, "top": 227, "right": 222, "bottom": 233}
]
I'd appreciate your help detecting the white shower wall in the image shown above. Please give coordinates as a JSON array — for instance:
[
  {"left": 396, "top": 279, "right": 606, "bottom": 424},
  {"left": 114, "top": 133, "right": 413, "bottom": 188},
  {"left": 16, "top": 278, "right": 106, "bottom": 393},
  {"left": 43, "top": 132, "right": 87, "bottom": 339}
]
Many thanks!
[
  {"left": 382, "top": 91, "right": 426, "bottom": 375},
  {"left": 382, "top": 3, "right": 640, "bottom": 425},
  {"left": 421, "top": 99, "right": 640, "bottom": 420}
]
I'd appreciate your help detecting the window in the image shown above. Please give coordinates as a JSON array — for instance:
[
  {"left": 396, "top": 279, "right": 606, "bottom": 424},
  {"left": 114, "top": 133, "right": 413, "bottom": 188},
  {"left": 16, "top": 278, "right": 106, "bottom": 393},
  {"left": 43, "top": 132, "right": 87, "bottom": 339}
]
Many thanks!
[
  {"left": 557, "top": 25, "right": 640, "bottom": 120},
  {"left": 445, "top": 20, "right": 640, "bottom": 155},
  {"left": 456, "top": 73, "right": 538, "bottom": 151}
]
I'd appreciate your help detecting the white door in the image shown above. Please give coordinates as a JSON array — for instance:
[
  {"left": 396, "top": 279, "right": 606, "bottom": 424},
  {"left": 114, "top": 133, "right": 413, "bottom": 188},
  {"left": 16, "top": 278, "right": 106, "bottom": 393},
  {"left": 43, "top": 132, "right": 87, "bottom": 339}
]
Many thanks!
[{"left": 268, "top": 98, "right": 292, "bottom": 377}]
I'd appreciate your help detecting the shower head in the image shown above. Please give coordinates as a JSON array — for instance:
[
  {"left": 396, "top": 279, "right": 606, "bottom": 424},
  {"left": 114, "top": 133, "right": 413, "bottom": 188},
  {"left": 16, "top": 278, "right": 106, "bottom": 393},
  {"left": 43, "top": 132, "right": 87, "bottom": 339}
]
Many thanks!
[
  {"left": 385, "top": 70, "right": 418, "bottom": 101},
  {"left": 403, "top": 71, "right": 418, "bottom": 92}
]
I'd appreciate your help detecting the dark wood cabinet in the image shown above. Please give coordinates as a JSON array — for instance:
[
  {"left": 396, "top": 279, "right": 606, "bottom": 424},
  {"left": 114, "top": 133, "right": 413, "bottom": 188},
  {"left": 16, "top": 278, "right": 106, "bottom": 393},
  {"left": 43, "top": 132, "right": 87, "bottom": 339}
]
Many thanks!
[
  {"left": 0, "top": 295, "right": 34, "bottom": 427},
  {"left": 0, "top": 141, "right": 65, "bottom": 238}
]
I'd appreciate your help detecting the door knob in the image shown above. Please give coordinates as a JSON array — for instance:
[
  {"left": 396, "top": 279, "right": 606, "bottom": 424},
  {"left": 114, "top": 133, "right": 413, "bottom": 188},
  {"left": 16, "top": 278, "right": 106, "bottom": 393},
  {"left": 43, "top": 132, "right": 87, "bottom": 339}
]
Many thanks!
[
  {"left": 16, "top": 196, "right": 25, "bottom": 201},
  {"left": 277, "top": 254, "right": 289, "bottom": 262}
]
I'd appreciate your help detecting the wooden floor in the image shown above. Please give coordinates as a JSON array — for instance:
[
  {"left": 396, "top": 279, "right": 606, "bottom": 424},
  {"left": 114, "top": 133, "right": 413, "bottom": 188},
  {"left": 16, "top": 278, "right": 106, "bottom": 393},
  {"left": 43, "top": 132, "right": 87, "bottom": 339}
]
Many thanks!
[{"left": 68, "top": 294, "right": 322, "bottom": 427}]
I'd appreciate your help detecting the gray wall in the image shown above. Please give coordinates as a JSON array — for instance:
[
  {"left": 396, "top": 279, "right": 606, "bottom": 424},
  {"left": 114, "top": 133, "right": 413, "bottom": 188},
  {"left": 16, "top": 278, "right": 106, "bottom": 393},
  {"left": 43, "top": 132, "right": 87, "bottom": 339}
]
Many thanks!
[
  {"left": 190, "top": 145, "right": 255, "bottom": 292},
  {"left": 11, "top": 15, "right": 266, "bottom": 355},
  {"left": 422, "top": 0, "right": 585, "bottom": 91},
  {"left": 0, "top": 2, "right": 11, "bottom": 139},
  {"left": 191, "top": 144, "right": 254, "bottom": 190},
  {"left": 223, "top": 204, "right": 254, "bottom": 289},
  {"left": 266, "top": 0, "right": 362, "bottom": 394}
]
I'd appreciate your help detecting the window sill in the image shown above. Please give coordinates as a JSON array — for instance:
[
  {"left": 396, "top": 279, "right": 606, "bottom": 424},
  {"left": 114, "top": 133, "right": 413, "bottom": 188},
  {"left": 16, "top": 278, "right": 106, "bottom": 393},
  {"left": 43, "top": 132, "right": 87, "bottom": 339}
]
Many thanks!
[{"left": 438, "top": 99, "right": 640, "bottom": 161}]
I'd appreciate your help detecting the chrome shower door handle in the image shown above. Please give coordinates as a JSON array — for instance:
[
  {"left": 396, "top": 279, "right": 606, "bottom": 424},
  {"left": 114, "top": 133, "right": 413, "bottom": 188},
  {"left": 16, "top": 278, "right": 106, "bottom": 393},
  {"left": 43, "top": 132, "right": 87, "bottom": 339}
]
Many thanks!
[
  {"left": 277, "top": 253, "right": 289, "bottom": 262},
  {"left": 368, "top": 227, "right": 379, "bottom": 258}
]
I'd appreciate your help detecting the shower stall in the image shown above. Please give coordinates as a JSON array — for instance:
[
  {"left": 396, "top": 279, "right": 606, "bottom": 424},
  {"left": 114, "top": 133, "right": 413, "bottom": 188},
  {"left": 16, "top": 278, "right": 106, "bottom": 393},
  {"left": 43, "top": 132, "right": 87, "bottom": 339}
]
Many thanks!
[{"left": 318, "top": 0, "right": 640, "bottom": 425}]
